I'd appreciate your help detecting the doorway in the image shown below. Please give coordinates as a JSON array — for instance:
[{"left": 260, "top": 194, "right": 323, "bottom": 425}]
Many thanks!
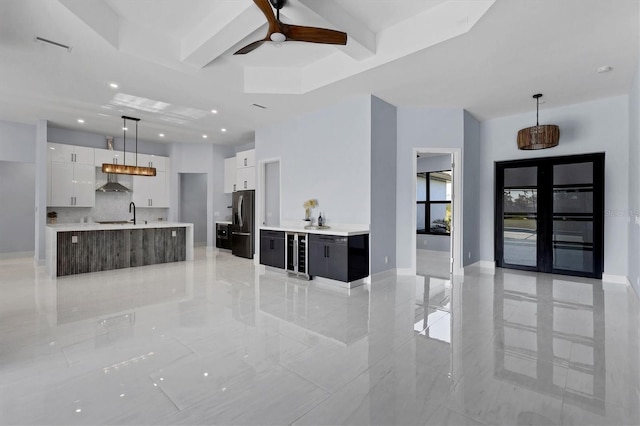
[
  {"left": 260, "top": 159, "right": 280, "bottom": 227},
  {"left": 495, "top": 153, "right": 604, "bottom": 278},
  {"left": 179, "top": 173, "right": 207, "bottom": 247},
  {"left": 416, "top": 153, "right": 453, "bottom": 278}
]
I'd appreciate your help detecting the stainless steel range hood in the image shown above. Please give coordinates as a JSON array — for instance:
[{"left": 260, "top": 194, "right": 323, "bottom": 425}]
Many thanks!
[
  {"left": 96, "top": 173, "right": 130, "bottom": 193},
  {"left": 96, "top": 136, "right": 131, "bottom": 193}
]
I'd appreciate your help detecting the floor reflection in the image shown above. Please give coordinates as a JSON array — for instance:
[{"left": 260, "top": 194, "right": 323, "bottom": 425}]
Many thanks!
[
  {"left": 493, "top": 271, "right": 605, "bottom": 409},
  {"left": 1, "top": 249, "right": 638, "bottom": 425}
]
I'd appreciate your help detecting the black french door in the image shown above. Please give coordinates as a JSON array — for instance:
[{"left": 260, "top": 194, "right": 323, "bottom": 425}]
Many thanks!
[{"left": 495, "top": 153, "right": 604, "bottom": 278}]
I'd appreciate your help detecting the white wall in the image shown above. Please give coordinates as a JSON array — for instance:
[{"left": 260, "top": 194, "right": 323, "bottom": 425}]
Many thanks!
[
  {"left": 256, "top": 95, "right": 372, "bottom": 226},
  {"left": 370, "top": 96, "right": 397, "bottom": 274},
  {"left": 396, "top": 107, "right": 464, "bottom": 269},
  {"left": 628, "top": 58, "right": 640, "bottom": 294},
  {"left": 479, "top": 96, "right": 630, "bottom": 277}
]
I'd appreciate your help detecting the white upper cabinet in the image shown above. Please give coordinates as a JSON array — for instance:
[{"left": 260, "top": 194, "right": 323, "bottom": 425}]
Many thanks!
[
  {"left": 224, "top": 157, "right": 236, "bottom": 193},
  {"left": 47, "top": 143, "right": 95, "bottom": 207},
  {"left": 94, "top": 148, "right": 124, "bottom": 166},
  {"left": 134, "top": 154, "right": 166, "bottom": 172},
  {"left": 48, "top": 143, "right": 94, "bottom": 165},
  {"left": 131, "top": 157, "right": 170, "bottom": 208},
  {"left": 236, "top": 149, "right": 255, "bottom": 169},
  {"left": 236, "top": 166, "right": 255, "bottom": 191}
]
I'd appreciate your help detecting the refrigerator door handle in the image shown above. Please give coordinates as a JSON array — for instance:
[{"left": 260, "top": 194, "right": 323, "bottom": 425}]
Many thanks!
[
  {"left": 238, "top": 194, "right": 244, "bottom": 228},
  {"left": 232, "top": 232, "right": 251, "bottom": 236}
]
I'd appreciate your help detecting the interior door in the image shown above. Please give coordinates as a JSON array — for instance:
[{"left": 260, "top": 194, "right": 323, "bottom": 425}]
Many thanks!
[{"left": 495, "top": 153, "right": 604, "bottom": 279}]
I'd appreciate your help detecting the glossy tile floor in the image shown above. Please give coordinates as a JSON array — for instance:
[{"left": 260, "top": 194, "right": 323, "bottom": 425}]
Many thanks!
[{"left": 1, "top": 248, "right": 639, "bottom": 425}]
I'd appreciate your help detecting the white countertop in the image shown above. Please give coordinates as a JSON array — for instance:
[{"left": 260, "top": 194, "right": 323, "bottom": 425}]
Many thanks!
[
  {"left": 260, "top": 225, "right": 369, "bottom": 236},
  {"left": 46, "top": 222, "right": 193, "bottom": 232}
]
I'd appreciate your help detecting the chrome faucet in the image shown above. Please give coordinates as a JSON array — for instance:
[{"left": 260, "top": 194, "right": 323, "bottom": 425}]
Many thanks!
[{"left": 129, "top": 201, "right": 136, "bottom": 225}]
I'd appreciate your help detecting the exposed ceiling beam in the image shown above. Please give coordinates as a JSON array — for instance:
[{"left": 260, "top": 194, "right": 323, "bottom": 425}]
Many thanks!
[
  {"left": 58, "top": 0, "right": 119, "bottom": 49},
  {"left": 180, "top": 2, "right": 264, "bottom": 68},
  {"left": 298, "top": 0, "right": 376, "bottom": 60}
]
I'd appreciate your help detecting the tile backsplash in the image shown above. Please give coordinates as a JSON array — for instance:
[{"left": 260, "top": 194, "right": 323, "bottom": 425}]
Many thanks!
[{"left": 47, "top": 174, "right": 168, "bottom": 224}]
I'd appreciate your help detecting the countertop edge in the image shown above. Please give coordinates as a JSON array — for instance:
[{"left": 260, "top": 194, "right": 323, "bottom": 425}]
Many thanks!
[
  {"left": 259, "top": 225, "right": 369, "bottom": 236},
  {"left": 47, "top": 222, "right": 194, "bottom": 232}
]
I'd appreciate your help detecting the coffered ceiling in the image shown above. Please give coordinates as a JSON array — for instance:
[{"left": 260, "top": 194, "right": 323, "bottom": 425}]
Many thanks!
[{"left": 0, "top": 0, "right": 637, "bottom": 145}]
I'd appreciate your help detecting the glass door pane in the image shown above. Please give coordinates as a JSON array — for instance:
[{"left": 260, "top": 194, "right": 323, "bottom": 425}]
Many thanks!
[
  {"left": 503, "top": 167, "right": 538, "bottom": 267},
  {"left": 552, "top": 163, "right": 594, "bottom": 274}
]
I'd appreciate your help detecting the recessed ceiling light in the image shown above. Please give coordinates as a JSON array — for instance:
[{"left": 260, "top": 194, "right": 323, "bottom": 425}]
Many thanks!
[
  {"left": 123, "top": 127, "right": 128, "bottom": 131},
  {"left": 211, "top": 109, "right": 218, "bottom": 114},
  {"left": 110, "top": 83, "right": 119, "bottom": 89},
  {"left": 159, "top": 133, "right": 164, "bottom": 137},
  {"left": 77, "top": 119, "right": 84, "bottom": 123},
  {"left": 597, "top": 65, "right": 613, "bottom": 73},
  {"left": 221, "top": 128, "right": 227, "bottom": 133},
  {"left": 202, "top": 134, "right": 208, "bottom": 139}
]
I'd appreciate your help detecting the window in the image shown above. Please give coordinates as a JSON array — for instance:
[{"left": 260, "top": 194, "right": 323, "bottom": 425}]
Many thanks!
[{"left": 417, "top": 170, "right": 452, "bottom": 235}]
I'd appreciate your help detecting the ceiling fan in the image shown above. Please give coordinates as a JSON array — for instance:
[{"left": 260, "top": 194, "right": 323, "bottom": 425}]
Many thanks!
[{"left": 234, "top": 0, "right": 347, "bottom": 55}]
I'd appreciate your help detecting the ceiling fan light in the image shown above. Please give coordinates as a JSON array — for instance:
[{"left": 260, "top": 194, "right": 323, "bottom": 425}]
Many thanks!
[{"left": 270, "top": 32, "right": 286, "bottom": 43}]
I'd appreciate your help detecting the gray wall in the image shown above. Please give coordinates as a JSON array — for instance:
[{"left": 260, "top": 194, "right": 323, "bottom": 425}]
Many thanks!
[
  {"left": 256, "top": 95, "right": 372, "bottom": 226},
  {"left": 264, "top": 161, "right": 280, "bottom": 226},
  {"left": 416, "top": 154, "right": 452, "bottom": 253},
  {"left": 463, "top": 111, "right": 481, "bottom": 265},
  {"left": 0, "top": 120, "right": 35, "bottom": 163},
  {"left": 48, "top": 126, "right": 169, "bottom": 156},
  {"left": 180, "top": 173, "right": 208, "bottom": 245},
  {"left": 0, "top": 162, "right": 35, "bottom": 253},
  {"left": 0, "top": 121, "right": 37, "bottom": 254},
  {"left": 629, "top": 58, "right": 640, "bottom": 294},
  {"left": 370, "top": 96, "right": 397, "bottom": 274},
  {"left": 479, "top": 96, "right": 630, "bottom": 276},
  {"left": 169, "top": 142, "right": 235, "bottom": 247},
  {"left": 396, "top": 107, "right": 464, "bottom": 269}
]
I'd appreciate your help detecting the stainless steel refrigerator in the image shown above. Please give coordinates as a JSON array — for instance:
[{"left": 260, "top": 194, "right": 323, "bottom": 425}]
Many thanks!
[{"left": 231, "top": 190, "right": 255, "bottom": 259}]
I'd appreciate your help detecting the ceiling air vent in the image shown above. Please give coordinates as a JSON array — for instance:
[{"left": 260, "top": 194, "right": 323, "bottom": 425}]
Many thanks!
[{"left": 34, "top": 36, "right": 72, "bottom": 52}]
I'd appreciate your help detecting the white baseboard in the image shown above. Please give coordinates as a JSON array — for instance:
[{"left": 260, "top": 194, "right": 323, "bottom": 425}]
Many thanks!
[
  {"left": 464, "top": 260, "right": 496, "bottom": 273},
  {"left": 602, "top": 273, "right": 629, "bottom": 284},
  {"left": 397, "top": 267, "right": 416, "bottom": 276},
  {"left": 0, "top": 251, "right": 34, "bottom": 260},
  {"left": 365, "top": 268, "right": 397, "bottom": 283}
]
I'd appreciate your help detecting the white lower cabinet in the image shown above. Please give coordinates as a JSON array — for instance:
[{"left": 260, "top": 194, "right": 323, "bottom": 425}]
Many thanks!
[
  {"left": 48, "top": 162, "right": 96, "bottom": 207},
  {"left": 131, "top": 172, "right": 168, "bottom": 207}
]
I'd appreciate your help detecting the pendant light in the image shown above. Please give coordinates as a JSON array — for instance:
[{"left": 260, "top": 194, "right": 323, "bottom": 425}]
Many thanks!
[
  {"left": 517, "top": 94, "right": 560, "bottom": 150},
  {"left": 101, "top": 116, "right": 156, "bottom": 176}
]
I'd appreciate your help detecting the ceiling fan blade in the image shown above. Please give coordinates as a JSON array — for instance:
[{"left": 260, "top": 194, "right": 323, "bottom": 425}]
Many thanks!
[
  {"left": 283, "top": 24, "right": 347, "bottom": 45},
  {"left": 234, "top": 39, "right": 267, "bottom": 55},
  {"left": 253, "top": 0, "right": 279, "bottom": 34}
]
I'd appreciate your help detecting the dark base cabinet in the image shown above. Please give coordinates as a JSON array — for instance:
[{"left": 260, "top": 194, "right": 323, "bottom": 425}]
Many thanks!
[
  {"left": 259, "top": 230, "right": 285, "bottom": 269},
  {"left": 56, "top": 227, "right": 186, "bottom": 277},
  {"left": 309, "top": 234, "right": 369, "bottom": 283}
]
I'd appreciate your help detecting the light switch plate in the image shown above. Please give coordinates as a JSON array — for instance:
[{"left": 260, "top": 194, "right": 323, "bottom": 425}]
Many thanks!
[
  {"left": 72, "top": 235, "right": 78, "bottom": 243},
  {"left": 172, "top": 230, "right": 176, "bottom": 237}
]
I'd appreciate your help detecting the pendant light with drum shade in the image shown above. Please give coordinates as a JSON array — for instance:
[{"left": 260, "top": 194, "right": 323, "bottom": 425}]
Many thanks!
[
  {"left": 101, "top": 116, "right": 156, "bottom": 176},
  {"left": 517, "top": 94, "right": 560, "bottom": 150}
]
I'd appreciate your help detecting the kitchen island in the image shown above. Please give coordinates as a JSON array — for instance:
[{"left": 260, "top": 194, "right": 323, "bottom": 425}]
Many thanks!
[{"left": 46, "top": 222, "right": 193, "bottom": 278}]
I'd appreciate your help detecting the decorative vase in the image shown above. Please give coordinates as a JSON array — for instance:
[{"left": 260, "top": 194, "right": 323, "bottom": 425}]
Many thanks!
[{"left": 302, "top": 219, "right": 312, "bottom": 228}]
